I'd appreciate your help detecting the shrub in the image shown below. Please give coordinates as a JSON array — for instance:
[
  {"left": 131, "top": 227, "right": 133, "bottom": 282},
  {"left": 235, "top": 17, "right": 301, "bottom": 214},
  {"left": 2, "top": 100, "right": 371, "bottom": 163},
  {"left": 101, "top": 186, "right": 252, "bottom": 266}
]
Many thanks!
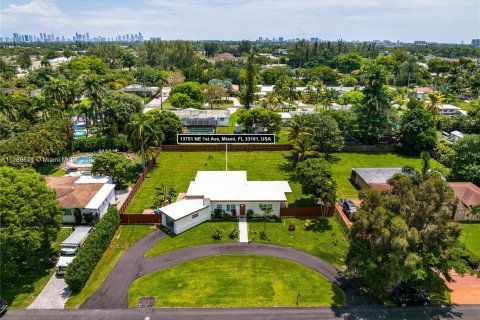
[
  {"left": 229, "top": 228, "right": 239, "bottom": 239},
  {"left": 212, "top": 226, "right": 223, "bottom": 240},
  {"left": 288, "top": 223, "right": 296, "bottom": 231},
  {"left": 73, "top": 135, "right": 129, "bottom": 152},
  {"left": 246, "top": 209, "right": 255, "bottom": 218},
  {"left": 258, "top": 230, "right": 269, "bottom": 240},
  {"left": 65, "top": 207, "right": 120, "bottom": 292}
]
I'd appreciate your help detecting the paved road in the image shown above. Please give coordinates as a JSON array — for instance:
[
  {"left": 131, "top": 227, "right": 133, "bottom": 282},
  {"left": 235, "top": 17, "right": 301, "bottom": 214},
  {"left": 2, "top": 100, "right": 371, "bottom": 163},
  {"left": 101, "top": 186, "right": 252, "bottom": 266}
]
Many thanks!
[
  {"left": 82, "top": 229, "right": 378, "bottom": 309},
  {"left": 5, "top": 305, "right": 480, "bottom": 320},
  {"left": 27, "top": 274, "right": 70, "bottom": 309}
]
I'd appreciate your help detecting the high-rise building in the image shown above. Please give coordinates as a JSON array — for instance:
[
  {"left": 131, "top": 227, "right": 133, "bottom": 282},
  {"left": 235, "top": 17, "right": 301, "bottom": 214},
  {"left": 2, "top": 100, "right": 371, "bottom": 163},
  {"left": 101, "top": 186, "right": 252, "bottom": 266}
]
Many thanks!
[
  {"left": 472, "top": 39, "right": 480, "bottom": 46},
  {"left": 278, "top": 37, "right": 284, "bottom": 43}
]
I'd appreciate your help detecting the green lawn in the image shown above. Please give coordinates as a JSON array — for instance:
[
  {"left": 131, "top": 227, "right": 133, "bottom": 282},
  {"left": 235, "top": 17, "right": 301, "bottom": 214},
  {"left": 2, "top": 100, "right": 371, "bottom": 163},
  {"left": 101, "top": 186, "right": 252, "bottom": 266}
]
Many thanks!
[
  {"left": 146, "top": 218, "right": 348, "bottom": 268},
  {"left": 126, "top": 151, "right": 310, "bottom": 213},
  {"left": 127, "top": 151, "right": 443, "bottom": 213},
  {"left": 216, "top": 112, "right": 238, "bottom": 134},
  {"left": 330, "top": 153, "right": 445, "bottom": 199},
  {"left": 65, "top": 225, "right": 153, "bottom": 308},
  {"left": 48, "top": 168, "right": 66, "bottom": 176},
  {"left": 3, "top": 227, "right": 71, "bottom": 309},
  {"left": 460, "top": 222, "right": 480, "bottom": 257},
  {"left": 128, "top": 255, "right": 345, "bottom": 307}
]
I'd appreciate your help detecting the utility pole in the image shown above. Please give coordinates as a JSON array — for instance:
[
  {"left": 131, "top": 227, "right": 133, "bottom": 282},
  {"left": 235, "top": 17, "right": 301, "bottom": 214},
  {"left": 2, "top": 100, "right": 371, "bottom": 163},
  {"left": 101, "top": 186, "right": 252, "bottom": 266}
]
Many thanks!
[{"left": 225, "top": 143, "right": 228, "bottom": 171}]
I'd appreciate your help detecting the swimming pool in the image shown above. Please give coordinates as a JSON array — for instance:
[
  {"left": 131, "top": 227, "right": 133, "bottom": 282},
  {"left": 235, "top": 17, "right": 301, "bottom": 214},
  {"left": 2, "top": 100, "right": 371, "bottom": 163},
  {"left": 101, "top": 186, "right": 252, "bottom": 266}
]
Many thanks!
[
  {"left": 73, "top": 156, "right": 94, "bottom": 164},
  {"left": 74, "top": 124, "right": 86, "bottom": 130},
  {"left": 184, "top": 129, "right": 215, "bottom": 133},
  {"left": 74, "top": 131, "right": 87, "bottom": 139}
]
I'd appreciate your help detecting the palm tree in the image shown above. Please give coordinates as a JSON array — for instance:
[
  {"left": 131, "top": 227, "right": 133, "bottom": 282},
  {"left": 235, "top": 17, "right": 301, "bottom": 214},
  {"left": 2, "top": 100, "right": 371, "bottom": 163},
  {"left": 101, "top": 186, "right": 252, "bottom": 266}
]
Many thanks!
[
  {"left": 126, "top": 114, "right": 163, "bottom": 170},
  {"left": 288, "top": 115, "right": 311, "bottom": 144},
  {"left": 293, "top": 133, "right": 317, "bottom": 162},
  {"left": 82, "top": 75, "right": 106, "bottom": 128},
  {"left": 308, "top": 79, "right": 324, "bottom": 104},
  {"left": 263, "top": 92, "right": 283, "bottom": 109},
  {"left": 43, "top": 77, "right": 68, "bottom": 113},
  {"left": 320, "top": 88, "right": 339, "bottom": 109},
  {"left": 424, "top": 92, "right": 445, "bottom": 116},
  {"left": 76, "top": 103, "right": 94, "bottom": 136},
  {"left": 0, "top": 94, "right": 19, "bottom": 121},
  {"left": 464, "top": 205, "right": 480, "bottom": 245}
]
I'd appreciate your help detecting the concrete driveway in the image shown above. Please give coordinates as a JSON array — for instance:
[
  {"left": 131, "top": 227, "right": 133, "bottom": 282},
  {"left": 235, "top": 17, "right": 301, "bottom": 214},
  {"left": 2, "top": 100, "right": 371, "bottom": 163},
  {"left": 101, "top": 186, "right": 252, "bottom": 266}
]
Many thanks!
[{"left": 27, "top": 274, "right": 71, "bottom": 309}]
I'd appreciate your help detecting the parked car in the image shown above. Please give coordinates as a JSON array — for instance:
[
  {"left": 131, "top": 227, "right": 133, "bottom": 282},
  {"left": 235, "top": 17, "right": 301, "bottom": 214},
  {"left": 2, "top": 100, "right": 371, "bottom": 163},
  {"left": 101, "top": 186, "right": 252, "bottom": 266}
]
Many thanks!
[
  {"left": 341, "top": 200, "right": 357, "bottom": 217},
  {"left": 392, "top": 286, "right": 430, "bottom": 307},
  {"left": 0, "top": 297, "right": 8, "bottom": 315}
]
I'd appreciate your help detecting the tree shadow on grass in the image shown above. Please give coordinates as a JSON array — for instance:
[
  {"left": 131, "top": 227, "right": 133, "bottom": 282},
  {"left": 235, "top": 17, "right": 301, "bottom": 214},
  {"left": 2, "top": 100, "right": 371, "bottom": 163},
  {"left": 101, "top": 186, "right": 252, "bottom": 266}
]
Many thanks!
[{"left": 296, "top": 217, "right": 333, "bottom": 233}]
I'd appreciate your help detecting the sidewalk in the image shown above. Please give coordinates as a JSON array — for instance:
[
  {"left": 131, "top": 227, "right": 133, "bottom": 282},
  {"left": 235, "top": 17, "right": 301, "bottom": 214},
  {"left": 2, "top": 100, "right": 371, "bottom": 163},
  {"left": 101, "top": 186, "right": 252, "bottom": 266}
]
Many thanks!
[
  {"left": 238, "top": 216, "right": 248, "bottom": 243},
  {"left": 28, "top": 274, "right": 70, "bottom": 309}
]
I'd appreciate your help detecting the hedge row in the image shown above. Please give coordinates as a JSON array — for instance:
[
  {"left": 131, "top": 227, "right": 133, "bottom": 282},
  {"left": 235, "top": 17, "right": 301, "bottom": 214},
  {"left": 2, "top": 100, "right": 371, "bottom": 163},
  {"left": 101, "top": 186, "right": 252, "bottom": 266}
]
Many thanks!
[
  {"left": 74, "top": 135, "right": 129, "bottom": 152},
  {"left": 64, "top": 207, "right": 120, "bottom": 292}
]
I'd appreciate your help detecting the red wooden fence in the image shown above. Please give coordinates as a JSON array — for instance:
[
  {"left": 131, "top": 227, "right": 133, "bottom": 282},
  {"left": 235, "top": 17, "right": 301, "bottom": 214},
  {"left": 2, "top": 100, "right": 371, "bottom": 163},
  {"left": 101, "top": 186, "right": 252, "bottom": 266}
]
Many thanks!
[
  {"left": 280, "top": 206, "right": 334, "bottom": 217},
  {"left": 120, "top": 214, "right": 162, "bottom": 224},
  {"left": 161, "top": 144, "right": 292, "bottom": 152}
]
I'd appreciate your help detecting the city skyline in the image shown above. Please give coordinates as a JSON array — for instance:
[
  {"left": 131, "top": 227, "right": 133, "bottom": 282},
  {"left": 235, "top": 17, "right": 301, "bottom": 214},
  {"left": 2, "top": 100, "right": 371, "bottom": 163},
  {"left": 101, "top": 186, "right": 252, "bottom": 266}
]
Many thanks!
[{"left": 0, "top": 0, "right": 479, "bottom": 43}]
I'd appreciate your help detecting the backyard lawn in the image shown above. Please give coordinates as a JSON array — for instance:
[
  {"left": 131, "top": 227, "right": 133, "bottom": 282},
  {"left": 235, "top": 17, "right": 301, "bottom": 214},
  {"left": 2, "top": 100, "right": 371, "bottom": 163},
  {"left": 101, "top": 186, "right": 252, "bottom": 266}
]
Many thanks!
[
  {"left": 65, "top": 225, "right": 154, "bottom": 308},
  {"left": 127, "top": 151, "right": 443, "bottom": 213},
  {"left": 146, "top": 218, "right": 348, "bottom": 268},
  {"left": 3, "top": 227, "right": 71, "bottom": 309},
  {"left": 128, "top": 255, "right": 345, "bottom": 307},
  {"left": 459, "top": 222, "right": 480, "bottom": 257}
]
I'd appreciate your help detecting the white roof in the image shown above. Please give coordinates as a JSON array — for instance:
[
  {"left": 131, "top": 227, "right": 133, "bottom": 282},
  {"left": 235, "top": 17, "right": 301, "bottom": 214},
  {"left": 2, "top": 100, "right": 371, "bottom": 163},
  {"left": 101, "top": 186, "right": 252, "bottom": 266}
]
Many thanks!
[
  {"left": 75, "top": 175, "right": 111, "bottom": 184},
  {"left": 451, "top": 131, "right": 464, "bottom": 137},
  {"left": 85, "top": 184, "right": 115, "bottom": 209},
  {"left": 57, "top": 255, "right": 75, "bottom": 267},
  {"left": 279, "top": 112, "right": 292, "bottom": 119},
  {"left": 439, "top": 104, "right": 461, "bottom": 110},
  {"left": 186, "top": 171, "right": 291, "bottom": 202},
  {"left": 160, "top": 198, "right": 208, "bottom": 220}
]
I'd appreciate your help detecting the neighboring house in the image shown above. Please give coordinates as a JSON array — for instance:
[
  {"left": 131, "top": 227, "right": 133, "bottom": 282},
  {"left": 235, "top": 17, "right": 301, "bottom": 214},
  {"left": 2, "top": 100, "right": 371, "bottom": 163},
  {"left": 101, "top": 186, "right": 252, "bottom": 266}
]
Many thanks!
[
  {"left": 159, "top": 171, "right": 292, "bottom": 234},
  {"left": 351, "top": 168, "right": 403, "bottom": 190},
  {"left": 438, "top": 104, "right": 467, "bottom": 116},
  {"left": 208, "top": 53, "right": 247, "bottom": 63},
  {"left": 160, "top": 86, "right": 171, "bottom": 99},
  {"left": 171, "top": 108, "right": 230, "bottom": 128},
  {"left": 448, "top": 182, "right": 480, "bottom": 221},
  {"left": 414, "top": 87, "right": 434, "bottom": 100},
  {"left": 121, "top": 84, "right": 158, "bottom": 96},
  {"left": 449, "top": 131, "right": 465, "bottom": 142},
  {"left": 46, "top": 175, "right": 116, "bottom": 224}
]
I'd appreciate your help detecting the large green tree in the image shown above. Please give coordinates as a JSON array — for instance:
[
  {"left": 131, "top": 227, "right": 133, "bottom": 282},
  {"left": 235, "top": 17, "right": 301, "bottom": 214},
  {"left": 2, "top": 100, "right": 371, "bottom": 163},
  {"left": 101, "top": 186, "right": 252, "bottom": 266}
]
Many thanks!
[
  {"left": 103, "top": 91, "right": 143, "bottom": 134},
  {"left": 448, "top": 134, "right": 480, "bottom": 185},
  {"left": 0, "top": 167, "right": 63, "bottom": 283},
  {"left": 241, "top": 54, "right": 257, "bottom": 109},
  {"left": 400, "top": 108, "right": 437, "bottom": 155},
  {"left": 91, "top": 151, "right": 138, "bottom": 186},
  {"left": 169, "top": 81, "right": 205, "bottom": 104},
  {"left": 149, "top": 109, "right": 183, "bottom": 145},
  {"left": 307, "top": 114, "right": 345, "bottom": 153},
  {"left": 236, "top": 108, "right": 282, "bottom": 133},
  {"left": 346, "top": 173, "right": 466, "bottom": 294}
]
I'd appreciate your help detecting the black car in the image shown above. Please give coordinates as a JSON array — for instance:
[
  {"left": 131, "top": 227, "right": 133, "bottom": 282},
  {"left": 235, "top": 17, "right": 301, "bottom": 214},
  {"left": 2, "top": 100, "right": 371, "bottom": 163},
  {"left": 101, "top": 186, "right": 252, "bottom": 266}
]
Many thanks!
[
  {"left": 342, "top": 200, "right": 357, "bottom": 217},
  {"left": 0, "top": 297, "right": 7, "bottom": 315},
  {"left": 392, "top": 287, "right": 430, "bottom": 307}
]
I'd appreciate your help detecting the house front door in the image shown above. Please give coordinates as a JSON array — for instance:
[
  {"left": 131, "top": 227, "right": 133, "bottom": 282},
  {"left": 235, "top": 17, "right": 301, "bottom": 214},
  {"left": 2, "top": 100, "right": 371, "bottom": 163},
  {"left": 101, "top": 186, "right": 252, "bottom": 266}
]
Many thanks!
[{"left": 239, "top": 204, "right": 246, "bottom": 216}]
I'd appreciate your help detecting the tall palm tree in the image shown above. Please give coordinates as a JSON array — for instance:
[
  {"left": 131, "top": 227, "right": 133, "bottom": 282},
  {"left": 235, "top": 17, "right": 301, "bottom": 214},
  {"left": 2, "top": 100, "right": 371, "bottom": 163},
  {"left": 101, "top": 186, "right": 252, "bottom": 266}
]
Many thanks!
[
  {"left": 321, "top": 88, "right": 339, "bottom": 109},
  {"left": 126, "top": 114, "right": 163, "bottom": 170},
  {"left": 293, "top": 133, "right": 317, "bottom": 162},
  {"left": 0, "top": 93, "right": 19, "bottom": 121},
  {"left": 263, "top": 92, "right": 283, "bottom": 109},
  {"left": 76, "top": 103, "right": 94, "bottom": 136},
  {"left": 288, "top": 115, "right": 311, "bottom": 144},
  {"left": 82, "top": 75, "right": 106, "bottom": 128},
  {"left": 43, "top": 77, "right": 68, "bottom": 113},
  {"left": 464, "top": 205, "right": 480, "bottom": 245},
  {"left": 424, "top": 92, "right": 445, "bottom": 116}
]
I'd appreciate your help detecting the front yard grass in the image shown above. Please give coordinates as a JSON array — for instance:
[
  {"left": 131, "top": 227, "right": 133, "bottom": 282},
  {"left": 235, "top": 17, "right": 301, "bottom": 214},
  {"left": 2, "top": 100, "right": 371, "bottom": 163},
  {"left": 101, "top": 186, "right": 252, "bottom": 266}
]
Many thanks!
[
  {"left": 3, "top": 227, "right": 71, "bottom": 309},
  {"left": 146, "top": 218, "right": 348, "bottom": 269},
  {"left": 65, "top": 225, "right": 153, "bottom": 308},
  {"left": 128, "top": 255, "right": 345, "bottom": 307},
  {"left": 459, "top": 222, "right": 480, "bottom": 257}
]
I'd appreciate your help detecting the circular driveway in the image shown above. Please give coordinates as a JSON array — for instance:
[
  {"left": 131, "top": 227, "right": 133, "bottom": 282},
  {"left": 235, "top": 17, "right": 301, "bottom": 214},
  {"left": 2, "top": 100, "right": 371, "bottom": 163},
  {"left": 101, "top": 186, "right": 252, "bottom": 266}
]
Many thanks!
[{"left": 81, "top": 229, "right": 379, "bottom": 309}]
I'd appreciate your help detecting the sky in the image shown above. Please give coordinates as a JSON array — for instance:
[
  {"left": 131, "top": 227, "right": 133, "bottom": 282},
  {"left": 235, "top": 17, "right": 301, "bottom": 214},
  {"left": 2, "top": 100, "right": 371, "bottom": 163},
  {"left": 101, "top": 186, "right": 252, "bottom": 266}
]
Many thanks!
[{"left": 1, "top": 0, "right": 479, "bottom": 43}]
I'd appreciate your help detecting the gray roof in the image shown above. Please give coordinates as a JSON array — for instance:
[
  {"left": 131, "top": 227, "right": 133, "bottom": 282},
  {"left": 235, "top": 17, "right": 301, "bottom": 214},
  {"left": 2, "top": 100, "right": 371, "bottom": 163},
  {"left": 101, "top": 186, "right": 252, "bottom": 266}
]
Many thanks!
[
  {"left": 181, "top": 118, "right": 217, "bottom": 127},
  {"left": 61, "top": 226, "right": 92, "bottom": 247},
  {"left": 171, "top": 108, "right": 230, "bottom": 119},
  {"left": 352, "top": 168, "right": 403, "bottom": 184}
]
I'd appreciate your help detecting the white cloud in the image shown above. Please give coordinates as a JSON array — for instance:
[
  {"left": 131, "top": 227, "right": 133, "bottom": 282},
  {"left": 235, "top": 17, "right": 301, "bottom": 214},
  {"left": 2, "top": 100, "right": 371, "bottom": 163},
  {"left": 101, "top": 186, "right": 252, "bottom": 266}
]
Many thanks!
[{"left": 2, "top": 0, "right": 63, "bottom": 16}]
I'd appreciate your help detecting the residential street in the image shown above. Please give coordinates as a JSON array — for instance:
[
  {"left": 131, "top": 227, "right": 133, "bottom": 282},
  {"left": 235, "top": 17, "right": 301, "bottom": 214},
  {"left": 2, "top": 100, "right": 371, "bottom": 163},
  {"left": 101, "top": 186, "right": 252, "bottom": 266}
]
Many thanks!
[{"left": 5, "top": 305, "right": 480, "bottom": 320}]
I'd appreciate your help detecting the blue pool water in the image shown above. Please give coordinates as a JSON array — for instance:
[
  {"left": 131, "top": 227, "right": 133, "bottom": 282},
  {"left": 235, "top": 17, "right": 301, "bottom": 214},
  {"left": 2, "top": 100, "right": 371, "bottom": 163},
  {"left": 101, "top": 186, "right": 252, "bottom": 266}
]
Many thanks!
[
  {"left": 73, "top": 156, "right": 94, "bottom": 164},
  {"left": 74, "top": 124, "right": 86, "bottom": 130},
  {"left": 74, "top": 131, "right": 87, "bottom": 139}
]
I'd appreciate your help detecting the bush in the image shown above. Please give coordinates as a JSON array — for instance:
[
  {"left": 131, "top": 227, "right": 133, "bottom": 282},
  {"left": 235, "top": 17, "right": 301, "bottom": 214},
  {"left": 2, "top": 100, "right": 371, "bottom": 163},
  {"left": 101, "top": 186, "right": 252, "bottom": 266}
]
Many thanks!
[
  {"left": 246, "top": 209, "right": 255, "bottom": 218},
  {"left": 65, "top": 207, "right": 120, "bottom": 292},
  {"left": 212, "top": 226, "right": 223, "bottom": 240},
  {"left": 258, "top": 230, "right": 269, "bottom": 240},
  {"left": 229, "top": 228, "right": 239, "bottom": 239},
  {"left": 288, "top": 223, "right": 296, "bottom": 231},
  {"left": 73, "top": 135, "right": 129, "bottom": 152}
]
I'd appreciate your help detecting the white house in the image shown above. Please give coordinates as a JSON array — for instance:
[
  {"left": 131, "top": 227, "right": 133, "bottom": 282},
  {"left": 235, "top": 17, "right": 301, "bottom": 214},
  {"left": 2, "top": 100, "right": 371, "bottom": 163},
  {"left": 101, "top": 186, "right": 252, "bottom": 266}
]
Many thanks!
[
  {"left": 171, "top": 108, "right": 230, "bottom": 127},
  {"left": 438, "top": 104, "right": 467, "bottom": 116},
  {"left": 46, "top": 175, "right": 116, "bottom": 224},
  {"left": 159, "top": 171, "right": 292, "bottom": 234}
]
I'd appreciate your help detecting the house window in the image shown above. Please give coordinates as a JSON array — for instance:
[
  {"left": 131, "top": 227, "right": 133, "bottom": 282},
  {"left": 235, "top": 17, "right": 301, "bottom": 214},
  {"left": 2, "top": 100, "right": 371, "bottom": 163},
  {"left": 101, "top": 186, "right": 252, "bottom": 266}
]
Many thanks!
[
  {"left": 259, "top": 204, "right": 273, "bottom": 211},
  {"left": 226, "top": 204, "right": 236, "bottom": 212},
  {"left": 192, "top": 213, "right": 199, "bottom": 219},
  {"left": 216, "top": 204, "right": 223, "bottom": 210},
  {"left": 63, "top": 209, "right": 73, "bottom": 216},
  {"left": 219, "top": 118, "right": 225, "bottom": 121}
]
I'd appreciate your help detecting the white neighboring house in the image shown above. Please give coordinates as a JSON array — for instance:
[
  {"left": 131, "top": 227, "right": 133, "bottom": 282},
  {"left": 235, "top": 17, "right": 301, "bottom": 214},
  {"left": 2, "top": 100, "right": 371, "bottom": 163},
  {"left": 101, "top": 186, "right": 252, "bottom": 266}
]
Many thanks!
[
  {"left": 171, "top": 108, "right": 230, "bottom": 127},
  {"left": 46, "top": 176, "right": 116, "bottom": 224},
  {"left": 449, "top": 131, "right": 465, "bottom": 142},
  {"left": 438, "top": 104, "right": 467, "bottom": 116},
  {"left": 159, "top": 171, "right": 292, "bottom": 234}
]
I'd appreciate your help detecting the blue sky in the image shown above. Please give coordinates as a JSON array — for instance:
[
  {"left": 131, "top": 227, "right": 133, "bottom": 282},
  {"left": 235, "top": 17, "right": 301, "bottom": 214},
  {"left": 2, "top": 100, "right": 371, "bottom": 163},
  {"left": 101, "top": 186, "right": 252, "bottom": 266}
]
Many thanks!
[{"left": 1, "top": 0, "right": 479, "bottom": 42}]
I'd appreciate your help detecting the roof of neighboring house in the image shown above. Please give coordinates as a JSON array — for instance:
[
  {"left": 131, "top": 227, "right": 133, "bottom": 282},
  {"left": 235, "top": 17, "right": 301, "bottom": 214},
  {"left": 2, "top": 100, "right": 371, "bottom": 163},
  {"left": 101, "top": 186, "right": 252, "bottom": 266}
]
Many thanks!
[
  {"left": 159, "top": 198, "right": 208, "bottom": 220},
  {"left": 46, "top": 176, "right": 115, "bottom": 209},
  {"left": 171, "top": 108, "right": 230, "bottom": 119},
  {"left": 368, "top": 183, "right": 393, "bottom": 190},
  {"left": 181, "top": 117, "right": 217, "bottom": 127},
  {"left": 0, "top": 87, "right": 24, "bottom": 94},
  {"left": 231, "top": 84, "right": 240, "bottom": 92},
  {"left": 448, "top": 182, "right": 480, "bottom": 207},
  {"left": 185, "top": 171, "right": 292, "bottom": 202},
  {"left": 121, "top": 84, "right": 158, "bottom": 93},
  {"left": 352, "top": 168, "right": 403, "bottom": 184},
  {"left": 414, "top": 87, "right": 434, "bottom": 93},
  {"left": 212, "top": 53, "right": 247, "bottom": 62}
]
